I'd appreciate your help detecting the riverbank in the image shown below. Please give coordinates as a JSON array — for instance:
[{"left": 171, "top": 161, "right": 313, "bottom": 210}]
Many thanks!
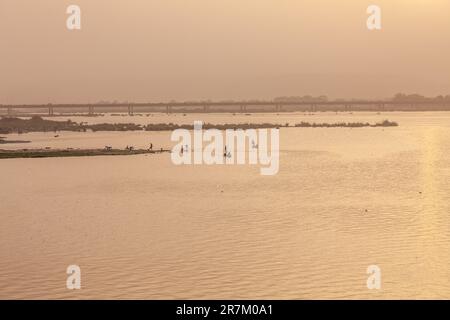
[
  {"left": 0, "top": 148, "right": 170, "bottom": 159},
  {"left": 0, "top": 116, "right": 398, "bottom": 134}
]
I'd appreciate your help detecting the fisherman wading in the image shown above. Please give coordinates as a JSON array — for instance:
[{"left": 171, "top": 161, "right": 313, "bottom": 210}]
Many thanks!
[{"left": 171, "top": 121, "right": 279, "bottom": 175}]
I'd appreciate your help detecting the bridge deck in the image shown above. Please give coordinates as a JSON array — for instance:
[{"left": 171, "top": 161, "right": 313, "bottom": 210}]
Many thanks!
[{"left": 1, "top": 101, "right": 449, "bottom": 115}]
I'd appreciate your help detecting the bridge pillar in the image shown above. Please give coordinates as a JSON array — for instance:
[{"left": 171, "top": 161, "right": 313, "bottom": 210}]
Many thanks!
[
  {"left": 166, "top": 105, "right": 172, "bottom": 114},
  {"left": 203, "top": 105, "right": 209, "bottom": 113},
  {"left": 88, "top": 106, "right": 95, "bottom": 115},
  {"left": 48, "top": 106, "right": 54, "bottom": 116},
  {"left": 240, "top": 105, "right": 246, "bottom": 113},
  {"left": 128, "top": 106, "right": 134, "bottom": 116}
]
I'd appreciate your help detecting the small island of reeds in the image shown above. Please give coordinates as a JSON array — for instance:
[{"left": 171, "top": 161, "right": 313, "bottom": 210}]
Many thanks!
[
  {"left": 294, "top": 120, "right": 398, "bottom": 128},
  {"left": 0, "top": 116, "right": 398, "bottom": 134}
]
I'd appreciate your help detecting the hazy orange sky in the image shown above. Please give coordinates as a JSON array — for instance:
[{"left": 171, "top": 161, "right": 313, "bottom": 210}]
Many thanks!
[{"left": 1, "top": 0, "right": 449, "bottom": 104}]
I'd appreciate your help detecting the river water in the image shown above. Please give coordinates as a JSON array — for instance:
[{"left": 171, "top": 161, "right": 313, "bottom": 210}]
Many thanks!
[{"left": 1, "top": 112, "right": 450, "bottom": 299}]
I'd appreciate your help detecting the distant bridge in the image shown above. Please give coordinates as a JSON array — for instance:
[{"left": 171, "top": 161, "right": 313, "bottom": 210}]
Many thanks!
[{"left": 1, "top": 100, "right": 449, "bottom": 116}]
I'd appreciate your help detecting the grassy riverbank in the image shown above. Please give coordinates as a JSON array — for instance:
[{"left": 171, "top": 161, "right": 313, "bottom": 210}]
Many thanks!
[{"left": 0, "top": 116, "right": 399, "bottom": 134}]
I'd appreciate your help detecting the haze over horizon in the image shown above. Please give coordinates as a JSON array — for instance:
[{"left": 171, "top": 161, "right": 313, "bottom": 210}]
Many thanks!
[{"left": 1, "top": 0, "right": 449, "bottom": 104}]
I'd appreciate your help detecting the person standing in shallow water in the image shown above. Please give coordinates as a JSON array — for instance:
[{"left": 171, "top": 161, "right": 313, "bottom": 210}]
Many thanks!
[{"left": 223, "top": 145, "right": 231, "bottom": 158}]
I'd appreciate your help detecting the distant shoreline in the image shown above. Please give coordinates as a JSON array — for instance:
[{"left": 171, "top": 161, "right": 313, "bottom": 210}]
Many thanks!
[
  {"left": 1, "top": 110, "right": 450, "bottom": 119},
  {"left": 0, "top": 116, "right": 398, "bottom": 135}
]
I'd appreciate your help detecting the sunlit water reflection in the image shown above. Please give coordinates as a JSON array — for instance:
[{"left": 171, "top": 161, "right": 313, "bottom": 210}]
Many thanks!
[{"left": 1, "top": 112, "right": 450, "bottom": 299}]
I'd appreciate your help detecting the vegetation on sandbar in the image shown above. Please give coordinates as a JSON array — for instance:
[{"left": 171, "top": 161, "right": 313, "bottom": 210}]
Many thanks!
[
  {"left": 143, "top": 123, "right": 284, "bottom": 131},
  {"left": 0, "top": 116, "right": 143, "bottom": 134},
  {"left": 0, "top": 116, "right": 398, "bottom": 134},
  {"left": 0, "top": 148, "right": 169, "bottom": 159},
  {"left": 294, "top": 120, "right": 398, "bottom": 128}
]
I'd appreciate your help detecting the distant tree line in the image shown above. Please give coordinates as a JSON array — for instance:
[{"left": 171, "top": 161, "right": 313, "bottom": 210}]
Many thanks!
[
  {"left": 273, "top": 95, "right": 328, "bottom": 103},
  {"left": 274, "top": 94, "right": 450, "bottom": 103},
  {"left": 391, "top": 93, "right": 450, "bottom": 102},
  {"left": 83, "top": 93, "right": 450, "bottom": 105}
]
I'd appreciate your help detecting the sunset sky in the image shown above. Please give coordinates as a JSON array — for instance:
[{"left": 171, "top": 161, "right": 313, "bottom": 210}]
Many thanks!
[{"left": 1, "top": 0, "right": 449, "bottom": 104}]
